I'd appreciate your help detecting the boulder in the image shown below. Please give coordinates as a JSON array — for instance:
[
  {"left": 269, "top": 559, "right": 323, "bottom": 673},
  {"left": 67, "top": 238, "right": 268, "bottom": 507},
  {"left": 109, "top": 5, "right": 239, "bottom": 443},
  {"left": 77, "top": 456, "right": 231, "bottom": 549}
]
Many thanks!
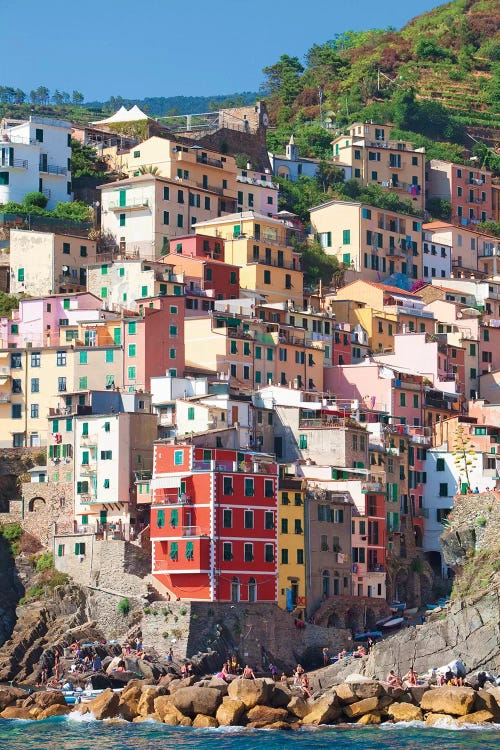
[
  {"left": 171, "top": 686, "right": 222, "bottom": 718},
  {"left": 153, "top": 695, "right": 190, "bottom": 726},
  {"left": 205, "top": 677, "right": 229, "bottom": 696},
  {"left": 287, "top": 695, "right": 310, "bottom": 719},
  {"left": 0, "top": 706, "right": 35, "bottom": 720},
  {"left": 269, "top": 683, "right": 292, "bottom": 708},
  {"left": 406, "top": 686, "right": 429, "bottom": 705},
  {"left": 334, "top": 683, "right": 357, "bottom": 704},
  {"left": 425, "top": 712, "right": 458, "bottom": 727},
  {"left": 344, "top": 676, "right": 381, "bottom": 700},
  {"left": 343, "top": 697, "right": 380, "bottom": 719},
  {"left": 118, "top": 682, "right": 144, "bottom": 719},
  {"left": 387, "top": 686, "right": 409, "bottom": 703},
  {"left": 388, "top": 702, "right": 423, "bottom": 722},
  {"left": 246, "top": 705, "right": 288, "bottom": 724},
  {"left": 133, "top": 714, "right": 161, "bottom": 722},
  {"left": 420, "top": 686, "right": 476, "bottom": 716},
  {"left": 301, "top": 692, "right": 341, "bottom": 726},
  {"left": 168, "top": 676, "right": 197, "bottom": 693},
  {"left": 136, "top": 660, "right": 161, "bottom": 681},
  {"left": 37, "top": 704, "right": 72, "bottom": 720},
  {"left": 267, "top": 720, "right": 293, "bottom": 730},
  {"left": 158, "top": 674, "right": 179, "bottom": 689},
  {"left": 227, "top": 678, "right": 272, "bottom": 709},
  {"left": 30, "top": 690, "right": 67, "bottom": 709},
  {"left": 0, "top": 687, "right": 29, "bottom": 712},
  {"left": 216, "top": 697, "right": 245, "bottom": 726},
  {"left": 193, "top": 714, "right": 219, "bottom": 728},
  {"left": 357, "top": 712, "right": 381, "bottom": 725},
  {"left": 456, "top": 710, "right": 494, "bottom": 725},
  {"left": 78, "top": 688, "right": 120, "bottom": 720},
  {"left": 137, "top": 686, "right": 164, "bottom": 717},
  {"left": 475, "top": 690, "right": 500, "bottom": 719}
]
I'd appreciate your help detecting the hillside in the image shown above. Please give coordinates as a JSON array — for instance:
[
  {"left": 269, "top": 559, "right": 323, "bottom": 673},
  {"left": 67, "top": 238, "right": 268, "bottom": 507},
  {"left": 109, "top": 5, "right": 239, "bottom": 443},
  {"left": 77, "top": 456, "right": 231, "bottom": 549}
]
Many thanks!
[{"left": 264, "top": 0, "right": 500, "bottom": 159}]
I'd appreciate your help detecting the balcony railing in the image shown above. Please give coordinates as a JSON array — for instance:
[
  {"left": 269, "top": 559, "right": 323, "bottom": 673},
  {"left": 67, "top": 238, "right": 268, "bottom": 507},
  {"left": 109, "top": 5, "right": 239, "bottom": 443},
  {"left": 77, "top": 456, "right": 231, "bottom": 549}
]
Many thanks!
[
  {"left": 367, "top": 562, "right": 385, "bottom": 572},
  {"left": 80, "top": 463, "right": 97, "bottom": 475},
  {"left": 181, "top": 525, "right": 204, "bottom": 537},
  {"left": 0, "top": 158, "right": 28, "bottom": 169},
  {"left": 39, "top": 164, "right": 67, "bottom": 176},
  {"left": 361, "top": 480, "right": 386, "bottom": 493},
  {"left": 196, "top": 154, "right": 222, "bottom": 169},
  {"left": 107, "top": 199, "right": 149, "bottom": 210}
]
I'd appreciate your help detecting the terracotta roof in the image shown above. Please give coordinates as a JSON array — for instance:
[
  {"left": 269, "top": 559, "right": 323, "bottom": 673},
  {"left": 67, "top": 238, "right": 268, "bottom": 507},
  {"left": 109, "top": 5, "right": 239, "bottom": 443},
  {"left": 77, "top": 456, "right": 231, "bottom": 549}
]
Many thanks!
[{"left": 351, "top": 280, "right": 419, "bottom": 297}]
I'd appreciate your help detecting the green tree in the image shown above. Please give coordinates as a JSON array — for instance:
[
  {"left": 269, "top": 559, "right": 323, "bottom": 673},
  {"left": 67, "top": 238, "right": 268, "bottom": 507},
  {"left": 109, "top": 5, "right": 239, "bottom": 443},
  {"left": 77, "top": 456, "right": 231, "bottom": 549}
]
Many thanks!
[
  {"left": 297, "top": 239, "right": 341, "bottom": 290},
  {"left": 24, "top": 191, "right": 48, "bottom": 209},
  {"left": 72, "top": 90, "right": 84, "bottom": 106},
  {"left": 262, "top": 55, "right": 304, "bottom": 105},
  {"left": 452, "top": 424, "right": 477, "bottom": 492}
]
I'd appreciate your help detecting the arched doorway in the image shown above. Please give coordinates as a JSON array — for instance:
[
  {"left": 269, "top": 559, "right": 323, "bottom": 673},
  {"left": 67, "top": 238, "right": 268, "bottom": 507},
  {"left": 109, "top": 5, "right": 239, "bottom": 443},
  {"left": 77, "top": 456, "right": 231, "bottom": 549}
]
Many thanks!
[
  {"left": 27, "top": 497, "right": 46, "bottom": 513},
  {"left": 248, "top": 577, "right": 257, "bottom": 602},
  {"left": 231, "top": 577, "right": 240, "bottom": 602},
  {"left": 322, "top": 570, "right": 330, "bottom": 598}
]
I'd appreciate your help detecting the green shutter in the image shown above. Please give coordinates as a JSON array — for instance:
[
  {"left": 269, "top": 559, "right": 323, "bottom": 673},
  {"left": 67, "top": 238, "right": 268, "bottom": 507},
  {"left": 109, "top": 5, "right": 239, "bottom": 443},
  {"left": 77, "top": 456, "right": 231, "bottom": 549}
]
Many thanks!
[
  {"left": 170, "top": 509, "right": 179, "bottom": 527},
  {"left": 185, "top": 541, "right": 194, "bottom": 560},
  {"left": 113, "top": 327, "right": 121, "bottom": 345},
  {"left": 170, "top": 541, "right": 178, "bottom": 560},
  {"left": 157, "top": 509, "right": 165, "bottom": 528}
]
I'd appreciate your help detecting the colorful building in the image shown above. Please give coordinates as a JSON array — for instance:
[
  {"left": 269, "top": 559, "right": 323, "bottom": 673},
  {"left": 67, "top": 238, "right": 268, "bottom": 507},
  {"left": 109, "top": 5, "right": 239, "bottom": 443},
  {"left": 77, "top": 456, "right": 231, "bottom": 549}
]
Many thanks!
[
  {"left": 150, "top": 444, "right": 278, "bottom": 602},
  {"left": 277, "top": 476, "right": 306, "bottom": 612},
  {"left": 427, "top": 160, "right": 493, "bottom": 225},
  {"left": 331, "top": 122, "right": 426, "bottom": 210}
]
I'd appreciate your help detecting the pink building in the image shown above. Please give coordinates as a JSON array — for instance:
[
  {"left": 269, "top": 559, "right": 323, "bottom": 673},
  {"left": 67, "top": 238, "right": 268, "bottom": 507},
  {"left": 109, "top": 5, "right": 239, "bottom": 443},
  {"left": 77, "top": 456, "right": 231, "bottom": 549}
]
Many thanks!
[
  {"left": 0, "top": 292, "right": 103, "bottom": 349},
  {"left": 123, "top": 295, "right": 186, "bottom": 390},
  {"left": 427, "top": 161, "right": 493, "bottom": 225},
  {"left": 169, "top": 233, "right": 225, "bottom": 261}
]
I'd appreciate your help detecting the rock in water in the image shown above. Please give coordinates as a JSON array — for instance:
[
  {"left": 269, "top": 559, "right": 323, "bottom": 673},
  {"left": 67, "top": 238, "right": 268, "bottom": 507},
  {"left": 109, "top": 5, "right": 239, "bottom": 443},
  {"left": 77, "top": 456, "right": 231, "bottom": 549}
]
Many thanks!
[{"left": 420, "top": 686, "right": 476, "bottom": 716}]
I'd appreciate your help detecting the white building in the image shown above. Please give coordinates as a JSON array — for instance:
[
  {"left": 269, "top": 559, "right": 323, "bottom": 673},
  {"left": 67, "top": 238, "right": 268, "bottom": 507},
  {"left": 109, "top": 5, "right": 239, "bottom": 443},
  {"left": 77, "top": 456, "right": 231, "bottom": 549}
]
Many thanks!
[
  {"left": 73, "top": 411, "right": 157, "bottom": 530},
  {"left": 0, "top": 116, "right": 72, "bottom": 208},
  {"left": 423, "top": 446, "right": 489, "bottom": 576},
  {"left": 422, "top": 232, "right": 452, "bottom": 282},
  {"left": 268, "top": 136, "right": 322, "bottom": 181},
  {"left": 9, "top": 229, "right": 97, "bottom": 296}
]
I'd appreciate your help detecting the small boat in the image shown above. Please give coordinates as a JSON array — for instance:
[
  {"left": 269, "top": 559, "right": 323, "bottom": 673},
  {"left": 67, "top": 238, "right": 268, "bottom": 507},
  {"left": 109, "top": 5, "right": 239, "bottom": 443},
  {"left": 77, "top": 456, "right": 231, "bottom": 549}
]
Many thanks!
[
  {"left": 425, "top": 603, "right": 441, "bottom": 611},
  {"left": 382, "top": 616, "right": 405, "bottom": 629},
  {"left": 404, "top": 607, "right": 418, "bottom": 616},
  {"left": 375, "top": 614, "right": 395, "bottom": 626},
  {"left": 389, "top": 601, "right": 406, "bottom": 612},
  {"left": 353, "top": 631, "right": 383, "bottom": 641}
]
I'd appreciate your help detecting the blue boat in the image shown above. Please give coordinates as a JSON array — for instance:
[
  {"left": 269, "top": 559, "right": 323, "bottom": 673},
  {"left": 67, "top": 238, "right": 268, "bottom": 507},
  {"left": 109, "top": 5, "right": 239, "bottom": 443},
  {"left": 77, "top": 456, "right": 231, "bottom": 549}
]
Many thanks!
[{"left": 353, "top": 630, "right": 383, "bottom": 641}]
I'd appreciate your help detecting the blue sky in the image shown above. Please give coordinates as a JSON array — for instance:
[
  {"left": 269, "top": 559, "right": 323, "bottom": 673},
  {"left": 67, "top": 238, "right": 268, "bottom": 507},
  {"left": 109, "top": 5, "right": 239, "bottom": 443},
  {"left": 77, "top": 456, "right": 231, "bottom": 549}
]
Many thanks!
[{"left": 4, "top": 0, "right": 443, "bottom": 101}]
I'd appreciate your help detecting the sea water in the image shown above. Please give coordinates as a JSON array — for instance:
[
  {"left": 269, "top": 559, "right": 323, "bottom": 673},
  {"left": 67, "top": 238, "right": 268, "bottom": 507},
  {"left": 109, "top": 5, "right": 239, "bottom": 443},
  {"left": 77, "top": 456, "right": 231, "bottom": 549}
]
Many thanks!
[{"left": 1, "top": 716, "right": 500, "bottom": 750}]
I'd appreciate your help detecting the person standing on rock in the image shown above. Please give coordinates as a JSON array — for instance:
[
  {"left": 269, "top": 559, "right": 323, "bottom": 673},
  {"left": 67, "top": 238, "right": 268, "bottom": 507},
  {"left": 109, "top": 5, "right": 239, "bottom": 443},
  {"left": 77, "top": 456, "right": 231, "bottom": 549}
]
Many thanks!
[{"left": 322, "top": 647, "right": 329, "bottom": 666}]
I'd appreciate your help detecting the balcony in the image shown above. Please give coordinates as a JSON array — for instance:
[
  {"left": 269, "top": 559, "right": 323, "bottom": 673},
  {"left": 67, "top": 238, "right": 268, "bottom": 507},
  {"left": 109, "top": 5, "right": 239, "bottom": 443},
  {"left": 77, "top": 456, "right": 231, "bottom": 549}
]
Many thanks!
[
  {"left": 107, "top": 199, "right": 149, "bottom": 211},
  {"left": 361, "top": 480, "right": 386, "bottom": 494},
  {"left": 367, "top": 562, "right": 385, "bottom": 572},
  {"left": 196, "top": 153, "right": 223, "bottom": 169},
  {"left": 236, "top": 174, "right": 278, "bottom": 189},
  {"left": 80, "top": 434, "right": 97, "bottom": 446},
  {"left": 0, "top": 393, "right": 11, "bottom": 403},
  {"left": 181, "top": 525, "right": 206, "bottom": 537},
  {"left": 80, "top": 463, "right": 97, "bottom": 475},
  {"left": 0, "top": 158, "right": 28, "bottom": 169},
  {"left": 39, "top": 164, "right": 67, "bottom": 176},
  {"left": 153, "top": 491, "right": 192, "bottom": 505}
]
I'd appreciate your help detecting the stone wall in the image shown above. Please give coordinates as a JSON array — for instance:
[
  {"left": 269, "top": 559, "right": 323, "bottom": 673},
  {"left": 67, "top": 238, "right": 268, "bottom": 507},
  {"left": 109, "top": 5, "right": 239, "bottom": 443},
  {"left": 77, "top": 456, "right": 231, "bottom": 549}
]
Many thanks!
[
  {"left": 441, "top": 491, "right": 500, "bottom": 566},
  {"left": 20, "top": 482, "right": 74, "bottom": 547},
  {"left": 54, "top": 534, "right": 151, "bottom": 599},
  {"left": 141, "top": 600, "right": 352, "bottom": 671}
]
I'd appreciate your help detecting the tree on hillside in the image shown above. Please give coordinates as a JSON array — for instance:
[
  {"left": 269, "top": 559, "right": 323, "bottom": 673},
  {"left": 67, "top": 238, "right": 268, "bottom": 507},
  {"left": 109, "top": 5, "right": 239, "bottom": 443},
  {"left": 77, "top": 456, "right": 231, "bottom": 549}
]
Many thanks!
[
  {"left": 72, "top": 90, "right": 84, "bottom": 106},
  {"left": 262, "top": 55, "right": 304, "bottom": 105},
  {"left": 304, "top": 42, "right": 350, "bottom": 84},
  {"left": 296, "top": 239, "right": 342, "bottom": 290},
  {"left": 452, "top": 424, "right": 478, "bottom": 492}
]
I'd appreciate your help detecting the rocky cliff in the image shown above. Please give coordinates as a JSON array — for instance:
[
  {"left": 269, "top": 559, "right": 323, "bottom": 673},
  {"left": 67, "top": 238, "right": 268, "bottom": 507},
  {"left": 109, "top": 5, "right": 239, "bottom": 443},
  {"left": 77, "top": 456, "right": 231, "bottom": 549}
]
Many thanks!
[{"left": 0, "top": 537, "right": 23, "bottom": 649}]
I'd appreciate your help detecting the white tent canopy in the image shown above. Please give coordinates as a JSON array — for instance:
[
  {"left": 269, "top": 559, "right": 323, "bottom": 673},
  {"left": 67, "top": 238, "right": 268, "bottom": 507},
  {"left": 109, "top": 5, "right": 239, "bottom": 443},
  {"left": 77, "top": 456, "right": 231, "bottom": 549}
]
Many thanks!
[{"left": 91, "top": 105, "right": 149, "bottom": 125}]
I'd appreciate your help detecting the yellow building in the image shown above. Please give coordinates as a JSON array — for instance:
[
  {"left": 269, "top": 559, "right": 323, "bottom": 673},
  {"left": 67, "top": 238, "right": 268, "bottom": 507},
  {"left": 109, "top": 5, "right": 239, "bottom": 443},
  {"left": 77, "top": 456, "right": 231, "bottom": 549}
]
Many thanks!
[
  {"left": 0, "top": 344, "right": 123, "bottom": 448},
  {"left": 277, "top": 478, "right": 306, "bottom": 612},
  {"left": 194, "top": 212, "right": 304, "bottom": 306},
  {"left": 331, "top": 122, "right": 426, "bottom": 210},
  {"left": 310, "top": 199, "right": 423, "bottom": 284}
]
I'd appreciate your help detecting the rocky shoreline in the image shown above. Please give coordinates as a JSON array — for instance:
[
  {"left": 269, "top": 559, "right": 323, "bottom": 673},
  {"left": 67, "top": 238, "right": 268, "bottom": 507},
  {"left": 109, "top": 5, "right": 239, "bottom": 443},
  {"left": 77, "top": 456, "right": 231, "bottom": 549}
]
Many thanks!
[{"left": 1, "top": 673, "right": 500, "bottom": 730}]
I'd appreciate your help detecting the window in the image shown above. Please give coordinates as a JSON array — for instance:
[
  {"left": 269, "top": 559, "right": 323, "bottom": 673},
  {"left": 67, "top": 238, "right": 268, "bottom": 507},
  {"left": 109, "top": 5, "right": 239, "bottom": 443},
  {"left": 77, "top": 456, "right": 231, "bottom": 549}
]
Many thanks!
[
  {"left": 244, "top": 477, "right": 254, "bottom": 497},
  {"left": 223, "top": 542, "right": 233, "bottom": 561},
  {"left": 264, "top": 479, "right": 274, "bottom": 498},
  {"left": 299, "top": 435, "right": 307, "bottom": 449},
  {"left": 78, "top": 376, "right": 87, "bottom": 390},
  {"left": 297, "top": 549, "right": 304, "bottom": 565},
  {"left": 174, "top": 449, "right": 183, "bottom": 465},
  {"left": 281, "top": 548, "right": 289, "bottom": 564},
  {"left": 294, "top": 519, "right": 303, "bottom": 534},
  {"left": 223, "top": 476, "right": 234, "bottom": 496},
  {"left": 76, "top": 481, "right": 89, "bottom": 494},
  {"left": 264, "top": 270, "right": 271, "bottom": 284},
  {"left": 439, "top": 483, "right": 448, "bottom": 497},
  {"left": 30, "top": 404, "right": 39, "bottom": 418},
  {"left": 0, "top": 171, "right": 10, "bottom": 185},
  {"left": 343, "top": 229, "right": 351, "bottom": 245},
  {"left": 127, "top": 366, "right": 136, "bottom": 380},
  {"left": 400, "top": 392, "right": 406, "bottom": 407},
  {"left": 413, "top": 394, "right": 419, "bottom": 408},
  {"left": 436, "top": 457, "right": 445, "bottom": 471},
  {"left": 177, "top": 214, "right": 184, "bottom": 228},
  {"left": 100, "top": 450, "right": 112, "bottom": 460},
  {"left": 128, "top": 344, "right": 136, "bottom": 358},
  {"left": 223, "top": 509, "right": 232, "bottom": 528},
  {"left": 56, "top": 351, "right": 66, "bottom": 367},
  {"left": 58, "top": 377, "right": 67, "bottom": 392},
  {"left": 35, "top": 128, "right": 43, "bottom": 142},
  {"left": 74, "top": 542, "right": 86, "bottom": 556},
  {"left": 244, "top": 510, "right": 254, "bottom": 528},
  {"left": 244, "top": 543, "right": 254, "bottom": 562},
  {"left": 264, "top": 544, "right": 274, "bottom": 562},
  {"left": 187, "top": 406, "right": 195, "bottom": 420},
  {"left": 30, "top": 377, "right": 40, "bottom": 393}
]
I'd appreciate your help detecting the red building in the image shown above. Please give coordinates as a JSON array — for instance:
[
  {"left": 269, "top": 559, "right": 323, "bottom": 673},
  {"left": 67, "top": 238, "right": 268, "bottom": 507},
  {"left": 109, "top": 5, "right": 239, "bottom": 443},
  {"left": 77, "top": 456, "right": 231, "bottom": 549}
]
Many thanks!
[
  {"left": 164, "top": 253, "right": 240, "bottom": 315},
  {"left": 169, "top": 233, "right": 225, "bottom": 261},
  {"left": 150, "top": 444, "right": 278, "bottom": 602}
]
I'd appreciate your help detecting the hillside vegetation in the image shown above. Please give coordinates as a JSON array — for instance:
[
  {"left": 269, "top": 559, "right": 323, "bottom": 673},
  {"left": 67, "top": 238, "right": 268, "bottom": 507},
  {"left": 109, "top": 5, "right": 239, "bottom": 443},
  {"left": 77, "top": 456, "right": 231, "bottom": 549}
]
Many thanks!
[{"left": 263, "top": 0, "right": 500, "bottom": 160}]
